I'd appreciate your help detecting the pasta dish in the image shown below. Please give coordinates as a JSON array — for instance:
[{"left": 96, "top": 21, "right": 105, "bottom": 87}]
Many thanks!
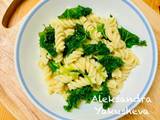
[{"left": 38, "top": 5, "right": 147, "bottom": 112}]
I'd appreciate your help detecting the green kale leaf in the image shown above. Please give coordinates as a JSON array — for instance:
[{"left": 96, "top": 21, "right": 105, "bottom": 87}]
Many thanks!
[
  {"left": 39, "top": 25, "right": 57, "bottom": 57},
  {"left": 97, "top": 82, "right": 113, "bottom": 109},
  {"left": 63, "top": 24, "right": 87, "bottom": 56},
  {"left": 118, "top": 27, "right": 147, "bottom": 48},
  {"left": 64, "top": 86, "right": 92, "bottom": 111},
  {"left": 86, "top": 31, "right": 91, "bottom": 40},
  {"left": 83, "top": 41, "right": 110, "bottom": 55},
  {"left": 98, "top": 55, "right": 124, "bottom": 73},
  {"left": 58, "top": 5, "right": 92, "bottom": 19},
  {"left": 64, "top": 81, "right": 112, "bottom": 112},
  {"left": 48, "top": 60, "right": 59, "bottom": 72},
  {"left": 97, "top": 23, "right": 111, "bottom": 41}
]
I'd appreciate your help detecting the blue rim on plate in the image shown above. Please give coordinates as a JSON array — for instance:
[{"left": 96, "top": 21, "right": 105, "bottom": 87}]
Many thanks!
[{"left": 15, "top": 0, "right": 158, "bottom": 120}]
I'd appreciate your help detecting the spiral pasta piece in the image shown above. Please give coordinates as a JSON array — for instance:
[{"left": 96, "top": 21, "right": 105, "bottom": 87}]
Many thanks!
[
  {"left": 54, "top": 75, "right": 73, "bottom": 83},
  {"left": 84, "top": 21, "right": 96, "bottom": 32},
  {"left": 87, "top": 14, "right": 104, "bottom": 23},
  {"left": 48, "top": 80, "right": 64, "bottom": 94},
  {"left": 75, "top": 16, "right": 87, "bottom": 24},
  {"left": 53, "top": 19, "right": 76, "bottom": 28},
  {"left": 108, "top": 79, "right": 117, "bottom": 89},
  {"left": 53, "top": 53, "right": 63, "bottom": 63},
  {"left": 106, "top": 27, "right": 125, "bottom": 50},
  {"left": 64, "top": 49, "right": 83, "bottom": 65},
  {"left": 90, "top": 58, "right": 107, "bottom": 85},
  {"left": 39, "top": 48, "right": 49, "bottom": 64},
  {"left": 114, "top": 48, "right": 139, "bottom": 71},
  {"left": 39, "top": 63, "right": 53, "bottom": 80},
  {"left": 55, "top": 26, "right": 65, "bottom": 52},
  {"left": 67, "top": 77, "right": 90, "bottom": 90},
  {"left": 90, "top": 29, "right": 102, "bottom": 42},
  {"left": 64, "top": 28, "right": 74, "bottom": 37}
]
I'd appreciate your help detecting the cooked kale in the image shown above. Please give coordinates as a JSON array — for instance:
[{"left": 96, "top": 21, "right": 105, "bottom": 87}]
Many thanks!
[
  {"left": 63, "top": 24, "right": 87, "bottom": 56},
  {"left": 64, "top": 86, "right": 92, "bottom": 111},
  {"left": 86, "top": 31, "right": 91, "bottom": 40},
  {"left": 98, "top": 82, "right": 113, "bottom": 109},
  {"left": 83, "top": 41, "right": 110, "bottom": 55},
  {"left": 118, "top": 27, "right": 147, "bottom": 48},
  {"left": 39, "top": 25, "right": 57, "bottom": 57},
  {"left": 58, "top": 5, "right": 92, "bottom": 19},
  {"left": 64, "top": 82, "right": 112, "bottom": 112},
  {"left": 98, "top": 55, "right": 124, "bottom": 73},
  {"left": 48, "top": 60, "right": 59, "bottom": 72},
  {"left": 97, "top": 23, "right": 111, "bottom": 41}
]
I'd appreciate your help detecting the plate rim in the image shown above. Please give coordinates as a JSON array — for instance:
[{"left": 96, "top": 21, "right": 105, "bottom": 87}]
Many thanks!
[{"left": 15, "top": 0, "right": 158, "bottom": 120}]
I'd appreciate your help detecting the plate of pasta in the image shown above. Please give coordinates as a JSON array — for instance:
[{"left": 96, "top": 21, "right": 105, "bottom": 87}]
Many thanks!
[{"left": 15, "top": 0, "right": 157, "bottom": 120}]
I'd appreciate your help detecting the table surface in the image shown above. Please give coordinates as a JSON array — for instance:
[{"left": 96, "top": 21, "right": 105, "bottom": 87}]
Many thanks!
[{"left": 0, "top": 0, "right": 160, "bottom": 120}]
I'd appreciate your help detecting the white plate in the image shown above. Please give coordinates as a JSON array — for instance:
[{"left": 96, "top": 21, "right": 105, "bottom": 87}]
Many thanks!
[{"left": 15, "top": 0, "right": 158, "bottom": 120}]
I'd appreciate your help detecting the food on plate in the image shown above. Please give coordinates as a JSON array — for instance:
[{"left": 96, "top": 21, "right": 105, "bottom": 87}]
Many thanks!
[{"left": 38, "top": 5, "right": 147, "bottom": 112}]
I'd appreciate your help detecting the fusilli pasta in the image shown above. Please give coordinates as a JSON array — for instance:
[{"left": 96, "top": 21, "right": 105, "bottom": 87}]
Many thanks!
[{"left": 38, "top": 6, "right": 146, "bottom": 110}]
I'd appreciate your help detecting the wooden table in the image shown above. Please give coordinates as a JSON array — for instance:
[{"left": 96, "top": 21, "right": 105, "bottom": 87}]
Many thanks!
[{"left": 0, "top": 0, "right": 160, "bottom": 120}]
